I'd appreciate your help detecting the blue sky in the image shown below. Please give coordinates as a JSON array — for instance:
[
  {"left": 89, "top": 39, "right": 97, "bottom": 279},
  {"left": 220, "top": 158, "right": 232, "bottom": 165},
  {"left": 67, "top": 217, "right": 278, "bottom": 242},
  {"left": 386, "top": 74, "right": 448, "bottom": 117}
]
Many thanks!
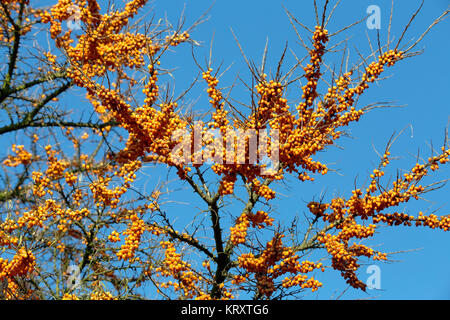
[{"left": 26, "top": 0, "right": 449, "bottom": 299}]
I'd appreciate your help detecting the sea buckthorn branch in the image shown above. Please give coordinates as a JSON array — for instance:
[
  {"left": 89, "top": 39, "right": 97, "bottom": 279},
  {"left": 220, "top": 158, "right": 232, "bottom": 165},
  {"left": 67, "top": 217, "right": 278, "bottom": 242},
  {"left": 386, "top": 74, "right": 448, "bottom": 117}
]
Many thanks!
[
  {"left": 0, "top": 0, "right": 123, "bottom": 227},
  {"left": 147, "top": 220, "right": 215, "bottom": 261},
  {"left": 0, "top": 1, "right": 83, "bottom": 140},
  {"left": 312, "top": 49, "right": 405, "bottom": 147},
  {"left": 150, "top": 240, "right": 213, "bottom": 299},
  {"left": 278, "top": 48, "right": 404, "bottom": 187},
  {"left": 141, "top": 202, "right": 215, "bottom": 299},
  {"left": 291, "top": 210, "right": 379, "bottom": 291},
  {"left": 263, "top": 139, "right": 450, "bottom": 293},
  {"left": 38, "top": 4, "right": 261, "bottom": 300},
  {"left": 39, "top": 0, "right": 190, "bottom": 159},
  {"left": 0, "top": 246, "right": 37, "bottom": 299},
  {"left": 0, "top": 179, "right": 29, "bottom": 203},
  {"left": 197, "top": 67, "right": 285, "bottom": 198},
  {"left": 194, "top": 167, "right": 214, "bottom": 200},
  {"left": 235, "top": 233, "right": 324, "bottom": 299},
  {"left": 296, "top": 143, "right": 450, "bottom": 290},
  {"left": 237, "top": 217, "right": 324, "bottom": 299},
  {"left": 142, "top": 193, "right": 217, "bottom": 263},
  {"left": 60, "top": 57, "right": 189, "bottom": 168},
  {"left": 0, "top": 81, "right": 73, "bottom": 136},
  {"left": 208, "top": 198, "right": 231, "bottom": 299},
  {"left": 225, "top": 174, "right": 275, "bottom": 253},
  {"left": 207, "top": 174, "right": 279, "bottom": 298},
  {"left": 181, "top": 170, "right": 215, "bottom": 205},
  {"left": 163, "top": 165, "right": 235, "bottom": 298},
  {"left": 2, "top": 144, "right": 132, "bottom": 297},
  {"left": 0, "top": 0, "right": 27, "bottom": 94},
  {"left": 0, "top": 136, "right": 162, "bottom": 299},
  {"left": 0, "top": 71, "right": 67, "bottom": 105},
  {"left": 296, "top": 25, "right": 329, "bottom": 116},
  {"left": 1, "top": 143, "right": 39, "bottom": 206},
  {"left": 269, "top": 22, "right": 411, "bottom": 189}
]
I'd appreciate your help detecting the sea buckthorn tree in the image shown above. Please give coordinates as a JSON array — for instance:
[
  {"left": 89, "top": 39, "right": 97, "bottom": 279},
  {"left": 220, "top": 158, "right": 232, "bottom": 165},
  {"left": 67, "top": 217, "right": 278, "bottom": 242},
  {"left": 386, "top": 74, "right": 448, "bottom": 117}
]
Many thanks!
[
  {"left": 0, "top": 0, "right": 449, "bottom": 300},
  {"left": 0, "top": 0, "right": 147, "bottom": 299}
]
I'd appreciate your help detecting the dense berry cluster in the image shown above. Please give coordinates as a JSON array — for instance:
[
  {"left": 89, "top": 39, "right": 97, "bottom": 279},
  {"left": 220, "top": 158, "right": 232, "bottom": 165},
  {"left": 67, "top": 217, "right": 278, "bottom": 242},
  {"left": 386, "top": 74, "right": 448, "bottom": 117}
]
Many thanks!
[
  {"left": 237, "top": 235, "right": 324, "bottom": 297},
  {"left": 3, "top": 145, "right": 33, "bottom": 167}
]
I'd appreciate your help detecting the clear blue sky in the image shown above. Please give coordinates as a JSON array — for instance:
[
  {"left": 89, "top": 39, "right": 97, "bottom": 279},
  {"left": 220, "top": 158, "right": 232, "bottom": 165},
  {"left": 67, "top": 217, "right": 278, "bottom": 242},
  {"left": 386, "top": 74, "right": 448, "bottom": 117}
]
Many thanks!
[{"left": 30, "top": 0, "right": 449, "bottom": 299}]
